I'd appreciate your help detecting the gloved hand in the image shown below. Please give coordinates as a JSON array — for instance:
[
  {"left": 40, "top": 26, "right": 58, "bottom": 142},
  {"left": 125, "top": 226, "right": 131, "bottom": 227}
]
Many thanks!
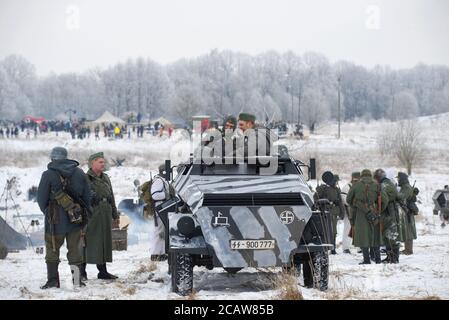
[{"left": 366, "top": 211, "right": 379, "bottom": 223}]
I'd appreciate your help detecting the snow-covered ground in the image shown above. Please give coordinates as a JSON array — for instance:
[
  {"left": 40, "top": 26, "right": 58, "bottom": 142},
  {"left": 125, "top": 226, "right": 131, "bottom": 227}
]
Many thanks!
[{"left": 1, "top": 115, "right": 448, "bottom": 300}]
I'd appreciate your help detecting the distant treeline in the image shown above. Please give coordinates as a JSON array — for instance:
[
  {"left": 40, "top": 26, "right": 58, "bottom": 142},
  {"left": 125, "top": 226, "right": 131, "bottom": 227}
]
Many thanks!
[{"left": 1, "top": 50, "right": 448, "bottom": 130}]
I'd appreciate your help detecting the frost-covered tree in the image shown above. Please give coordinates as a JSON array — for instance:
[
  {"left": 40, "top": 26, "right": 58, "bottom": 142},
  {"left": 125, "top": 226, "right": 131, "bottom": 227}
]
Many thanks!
[
  {"left": 300, "top": 88, "right": 330, "bottom": 133},
  {"left": 389, "top": 91, "right": 419, "bottom": 121},
  {"left": 1, "top": 51, "right": 449, "bottom": 124}
]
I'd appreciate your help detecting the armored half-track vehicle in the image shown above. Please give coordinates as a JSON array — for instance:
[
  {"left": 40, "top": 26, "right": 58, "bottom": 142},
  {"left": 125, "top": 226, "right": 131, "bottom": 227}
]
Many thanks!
[{"left": 156, "top": 152, "right": 334, "bottom": 295}]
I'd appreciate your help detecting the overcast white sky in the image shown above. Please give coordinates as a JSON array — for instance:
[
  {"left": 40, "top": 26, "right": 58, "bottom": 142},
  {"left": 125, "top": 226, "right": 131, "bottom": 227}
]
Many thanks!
[{"left": 1, "top": 0, "right": 448, "bottom": 75}]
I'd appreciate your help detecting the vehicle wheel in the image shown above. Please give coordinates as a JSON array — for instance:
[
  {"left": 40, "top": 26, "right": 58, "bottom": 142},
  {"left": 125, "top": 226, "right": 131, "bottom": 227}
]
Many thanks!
[
  {"left": 302, "top": 251, "right": 329, "bottom": 291},
  {"left": 224, "top": 268, "right": 242, "bottom": 274},
  {"left": 171, "top": 253, "right": 193, "bottom": 296}
]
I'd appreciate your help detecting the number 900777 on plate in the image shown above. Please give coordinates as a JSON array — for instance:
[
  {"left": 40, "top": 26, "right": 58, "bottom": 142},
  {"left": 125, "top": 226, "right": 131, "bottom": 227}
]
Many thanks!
[{"left": 230, "top": 240, "right": 275, "bottom": 250}]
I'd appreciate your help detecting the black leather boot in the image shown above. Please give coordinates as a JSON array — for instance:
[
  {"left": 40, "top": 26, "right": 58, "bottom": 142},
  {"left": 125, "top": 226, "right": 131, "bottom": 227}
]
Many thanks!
[
  {"left": 79, "top": 263, "right": 88, "bottom": 281},
  {"left": 97, "top": 264, "right": 118, "bottom": 280},
  {"left": 373, "top": 247, "right": 381, "bottom": 264},
  {"left": 41, "top": 262, "right": 60, "bottom": 289},
  {"left": 392, "top": 247, "right": 400, "bottom": 264},
  {"left": 369, "top": 247, "right": 375, "bottom": 262},
  {"left": 359, "top": 248, "right": 371, "bottom": 264}
]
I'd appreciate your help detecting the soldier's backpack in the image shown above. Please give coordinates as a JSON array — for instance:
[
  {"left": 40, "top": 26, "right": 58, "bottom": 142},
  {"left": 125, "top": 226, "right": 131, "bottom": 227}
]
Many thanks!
[{"left": 140, "top": 175, "right": 175, "bottom": 219}]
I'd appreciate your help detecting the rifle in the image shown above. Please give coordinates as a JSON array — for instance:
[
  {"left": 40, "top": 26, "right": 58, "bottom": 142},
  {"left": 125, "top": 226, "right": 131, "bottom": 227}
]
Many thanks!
[
  {"left": 47, "top": 201, "right": 57, "bottom": 252},
  {"left": 64, "top": 182, "right": 93, "bottom": 218},
  {"left": 80, "top": 225, "right": 87, "bottom": 248}
]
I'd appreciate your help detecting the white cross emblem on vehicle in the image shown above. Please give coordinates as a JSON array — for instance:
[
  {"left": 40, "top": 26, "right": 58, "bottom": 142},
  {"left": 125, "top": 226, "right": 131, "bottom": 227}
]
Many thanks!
[{"left": 280, "top": 211, "right": 294, "bottom": 225}]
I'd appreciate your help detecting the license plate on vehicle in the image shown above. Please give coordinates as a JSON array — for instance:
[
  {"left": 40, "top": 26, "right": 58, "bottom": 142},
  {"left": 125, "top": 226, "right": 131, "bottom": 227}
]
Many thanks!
[{"left": 230, "top": 240, "right": 275, "bottom": 250}]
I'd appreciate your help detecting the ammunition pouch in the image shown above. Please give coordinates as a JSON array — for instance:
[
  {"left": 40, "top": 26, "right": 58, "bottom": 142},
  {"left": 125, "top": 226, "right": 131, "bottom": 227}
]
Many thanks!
[{"left": 54, "top": 190, "right": 84, "bottom": 224}]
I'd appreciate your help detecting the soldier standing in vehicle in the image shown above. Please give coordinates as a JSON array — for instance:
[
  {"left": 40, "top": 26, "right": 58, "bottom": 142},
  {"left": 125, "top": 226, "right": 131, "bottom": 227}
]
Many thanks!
[
  {"left": 374, "top": 169, "right": 401, "bottom": 263},
  {"left": 82, "top": 152, "right": 119, "bottom": 280},
  {"left": 346, "top": 169, "right": 387, "bottom": 264},
  {"left": 221, "top": 115, "right": 237, "bottom": 157},
  {"left": 236, "top": 112, "right": 275, "bottom": 158},
  {"left": 237, "top": 113, "right": 256, "bottom": 133},
  {"left": 397, "top": 172, "right": 417, "bottom": 255},
  {"left": 315, "top": 172, "right": 346, "bottom": 255},
  {"left": 37, "top": 147, "right": 91, "bottom": 288},
  {"left": 340, "top": 172, "right": 360, "bottom": 254}
]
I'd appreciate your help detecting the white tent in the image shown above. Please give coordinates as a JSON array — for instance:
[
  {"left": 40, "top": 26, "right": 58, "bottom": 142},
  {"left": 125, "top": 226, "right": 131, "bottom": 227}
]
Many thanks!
[
  {"left": 151, "top": 117, "right": 172, "bottom": 127},
  {"left": 93, "top": 111, "right": 126, "bottom": 124}
]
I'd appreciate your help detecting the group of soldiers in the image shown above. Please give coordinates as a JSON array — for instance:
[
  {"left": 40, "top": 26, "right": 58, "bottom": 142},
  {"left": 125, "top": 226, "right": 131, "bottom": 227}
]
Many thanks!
[
  {"left": 37, "top": 147, "right": 120, "bottom": 288},
  {"left": 315, "top": 169, "right": 419, "bottom": 264},
  {"left": 201, "top": 112, "right": 277, "bottom": 159}
]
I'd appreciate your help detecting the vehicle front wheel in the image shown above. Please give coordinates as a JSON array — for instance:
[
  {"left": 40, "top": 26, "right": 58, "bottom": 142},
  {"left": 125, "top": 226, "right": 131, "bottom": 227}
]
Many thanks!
[
  {"left": 302, "top": 250, "right": 329, "bottom": 291},
  {"left": 170, "top": 253, "right": 194, "bottom": 296}
]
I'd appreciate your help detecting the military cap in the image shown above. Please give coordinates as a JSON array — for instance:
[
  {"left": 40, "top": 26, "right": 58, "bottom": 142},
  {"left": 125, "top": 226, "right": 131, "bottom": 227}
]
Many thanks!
[
  {"left": 238, "top": 112, "right": 256, "bottom": 122},
  {"left": 361, "top": 169, "right": 372, "bottom": 177},
  {"left": 50, "top": 147, "right": 68, "bottom": 161},
  {"left": 397, "top": 172, "right": 408, "bottom": 180},
  {"left": 351, "top": 172, "right": 361, "bottom": 179},
  {"left": 158, "top": 164, "right": 165, "bottom": 175},
  {"left": 89, "top": 152, "right": 104, "bottom": 163}
]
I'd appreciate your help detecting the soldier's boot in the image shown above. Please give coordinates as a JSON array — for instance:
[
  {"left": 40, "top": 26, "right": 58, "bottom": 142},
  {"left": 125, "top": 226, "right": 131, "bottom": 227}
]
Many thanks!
[
  {"left": 359, "top": 248, "right": 371, "bottom": 264},
  {"left": 70, "top": 265, "right": 86, "bottom": 287},
  {"left": 79, "top": 262, "right": 88, "bottom": 281},
  {"left": 402, "top": 240, "right": 413, "bottom": 255},
  {"left": 97, "top": 264, "right": 118, "bottom": 280},
  {"left": 392, "top": 247, "right": 400, "bottom": 264},
  {"left": 41, "top": 262, "right": 60, "bottom": 289},
  {"left": 369, "top": 247, "right": 375, "bottom": 262},
  {"left": 373, "top": 247, "right": 381, "bottom": 264}
]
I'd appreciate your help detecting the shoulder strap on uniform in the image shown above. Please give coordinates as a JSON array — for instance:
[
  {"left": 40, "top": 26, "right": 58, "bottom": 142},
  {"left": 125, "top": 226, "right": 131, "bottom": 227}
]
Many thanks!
[{"left": 48, "top": 169, "right": 68, "bottom": 193}]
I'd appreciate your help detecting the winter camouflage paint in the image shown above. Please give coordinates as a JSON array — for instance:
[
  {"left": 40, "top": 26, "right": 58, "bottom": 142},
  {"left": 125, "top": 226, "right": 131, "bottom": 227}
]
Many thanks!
[{"left": 168, "top": 169, "right": 319, "bottom": 268}]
